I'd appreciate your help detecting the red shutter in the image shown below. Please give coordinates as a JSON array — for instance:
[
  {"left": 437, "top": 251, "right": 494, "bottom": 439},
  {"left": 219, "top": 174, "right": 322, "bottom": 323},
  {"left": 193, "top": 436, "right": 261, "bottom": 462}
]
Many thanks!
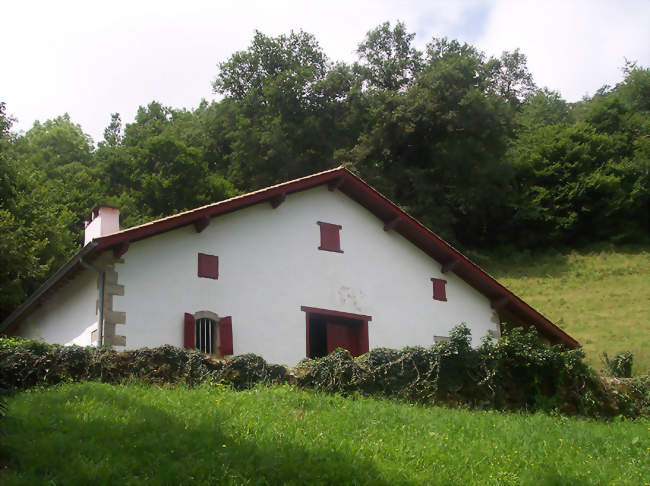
[
  {"left": 184, "top": 313, "right": 196, "bottom": 349},
  {"left": 219, "top": 316, "right": 233, "bottom": 356},
  {"left": 431, "top": 278, "right": 448, "bottom": 301},
  {"left": 198, "top": 253, "right": 219, "bottom": 279},
  {"left": 317, "top": 221, "right": 343, "bottom": 253}
]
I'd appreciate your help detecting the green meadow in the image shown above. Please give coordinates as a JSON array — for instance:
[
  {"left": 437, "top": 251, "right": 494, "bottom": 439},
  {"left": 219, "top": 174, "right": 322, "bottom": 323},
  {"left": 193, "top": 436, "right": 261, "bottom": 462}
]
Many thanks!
[
  {"left": 2, "top": 383, "right": 648, "bottom": 485},
  {"left": 482, "top": 246, "right": 650, "bottom": 375}
]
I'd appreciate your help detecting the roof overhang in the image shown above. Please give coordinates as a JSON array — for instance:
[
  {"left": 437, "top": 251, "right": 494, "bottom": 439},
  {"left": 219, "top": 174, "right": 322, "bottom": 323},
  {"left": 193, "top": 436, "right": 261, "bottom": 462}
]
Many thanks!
[
  {"left": 1, "top": 166, "right": 579, "bottom": 348},
  {"left": 1, "top": 242, "right": 98, "bottom": 334}
]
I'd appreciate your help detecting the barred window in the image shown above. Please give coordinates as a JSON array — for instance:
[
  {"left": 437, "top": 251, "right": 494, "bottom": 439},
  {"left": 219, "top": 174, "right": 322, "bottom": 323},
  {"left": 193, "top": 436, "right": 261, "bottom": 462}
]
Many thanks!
[
  {"left": 184, "top": 312, "right": 233, "bottom": 356},
  {"left": 195, "top": 318, "right": 217, "bottom": 354}
]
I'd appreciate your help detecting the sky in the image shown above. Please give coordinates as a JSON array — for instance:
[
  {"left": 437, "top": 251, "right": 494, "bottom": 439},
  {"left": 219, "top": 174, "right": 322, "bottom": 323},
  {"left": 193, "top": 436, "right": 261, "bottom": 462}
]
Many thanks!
[{"left": 2, "top": 0, "right": 649, "bottom": 143}]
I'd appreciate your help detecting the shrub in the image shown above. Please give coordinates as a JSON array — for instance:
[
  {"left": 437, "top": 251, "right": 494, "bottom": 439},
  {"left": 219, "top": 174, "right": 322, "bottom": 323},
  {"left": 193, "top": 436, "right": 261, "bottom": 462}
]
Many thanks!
[
  {"left": 296, "top": 348, "right": 362, "bottom": 393},
  {"left": 478, "top": 327, "right": 611, "bottom": 415},
  {"left": 0, "top": 330, "right": 646, "bottom": 418},
  {"left": 0, "top": 338, "right": 93, "bottom": 389},
  {"left": 0, "top": 339, "right": 277, "bottom": 390},
  {"left": 602, "top": 351, "right": 634, "bottom": 378},
  {"left": 219, "top": 353, "right": 286, "bottom": 389},
  {"left": 297, "top": 325, "right": 644, "bottom": 417}
]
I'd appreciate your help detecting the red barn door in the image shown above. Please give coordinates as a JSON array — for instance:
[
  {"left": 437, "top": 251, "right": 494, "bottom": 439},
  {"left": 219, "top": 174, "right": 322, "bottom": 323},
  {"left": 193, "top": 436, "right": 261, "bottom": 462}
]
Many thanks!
[{"left": 326, "top": 321, "right": 359, "bottom": 356}]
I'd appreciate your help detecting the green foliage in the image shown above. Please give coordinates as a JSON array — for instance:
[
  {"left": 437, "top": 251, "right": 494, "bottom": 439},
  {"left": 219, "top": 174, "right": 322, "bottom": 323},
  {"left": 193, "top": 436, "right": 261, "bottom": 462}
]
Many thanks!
[
  {"left": 214, "top": 30, "right": 329, "bottom": 104},
  {"left": 298, "top": 325, "right": 646, "bottom": 417},
  {"left": 355, "top": 21, "right": 422, "bottom": 91},
  {"left": 0, "top": 339, "right": 289, "bottom": 391},
  {"left": 478, "top": 328, "right": 603, "bottom": 414},
  {"left": 1, "top": 328, "right": 647, "bottom": 419},
  {"left": 345, "top": 35, "right": 522, "bottom": 245},
  {"left": 602, "top": 351, "right": 634, "bottom": 378},
  {"left": 0, "top": 112, "right": 76, "bottom": 320},
  {"left": 508, "top": 119, "right": 648, "bottom": 246},
  {"left": 2, "top": 383, "right": 648, "bottom": 485},
  {"left": 213, "top": 30, "right": 354, "bottom": 189},
  {"left": 508, "top": 65, "right": 649, "bottom": 247},
  {"left": 297, "top": 348, "right": 362, "bottom": 393}
]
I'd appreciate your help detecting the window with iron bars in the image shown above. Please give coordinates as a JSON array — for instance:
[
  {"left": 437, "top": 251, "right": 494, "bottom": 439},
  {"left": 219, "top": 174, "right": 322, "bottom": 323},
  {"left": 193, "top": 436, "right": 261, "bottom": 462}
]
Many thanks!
[{"left": 195, "top": 318, "right": 217, "bottom": 354}]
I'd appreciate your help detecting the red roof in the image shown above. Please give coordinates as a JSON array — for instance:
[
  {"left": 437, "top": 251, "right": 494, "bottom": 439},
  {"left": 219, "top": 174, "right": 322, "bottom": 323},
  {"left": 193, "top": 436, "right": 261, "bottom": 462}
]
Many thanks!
[{"left": 2, "top": 166, "right": 579, "bottom": 347}]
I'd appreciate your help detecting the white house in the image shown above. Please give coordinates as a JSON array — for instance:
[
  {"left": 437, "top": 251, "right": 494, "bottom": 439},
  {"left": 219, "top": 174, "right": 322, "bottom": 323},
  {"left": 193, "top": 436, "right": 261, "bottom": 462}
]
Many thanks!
[{"left": 1, "top": 167, "right": 578, "bottom": 364}]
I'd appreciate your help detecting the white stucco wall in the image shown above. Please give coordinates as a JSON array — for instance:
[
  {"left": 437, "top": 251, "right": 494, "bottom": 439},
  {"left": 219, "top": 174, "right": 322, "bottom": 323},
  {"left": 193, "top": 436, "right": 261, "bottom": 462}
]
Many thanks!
[
  {"left": 16, "top": 268, "right": 99, "bottom": 346},
  {"left": 114, "top": 186, "right": 498, "bottom": 364}
]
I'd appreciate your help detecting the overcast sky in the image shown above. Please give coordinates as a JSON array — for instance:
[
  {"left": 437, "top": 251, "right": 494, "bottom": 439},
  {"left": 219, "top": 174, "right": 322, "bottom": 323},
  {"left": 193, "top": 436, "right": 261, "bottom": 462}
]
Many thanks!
[{"left": 2, "top": 0, "right": 649, "bottom": 143}]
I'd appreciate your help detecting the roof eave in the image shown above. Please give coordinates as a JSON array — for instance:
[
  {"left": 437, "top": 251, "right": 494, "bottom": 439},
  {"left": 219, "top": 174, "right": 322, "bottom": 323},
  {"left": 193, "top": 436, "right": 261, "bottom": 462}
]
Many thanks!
[{"left": 0, "top": 242, "right": 99, "bottom": 334}]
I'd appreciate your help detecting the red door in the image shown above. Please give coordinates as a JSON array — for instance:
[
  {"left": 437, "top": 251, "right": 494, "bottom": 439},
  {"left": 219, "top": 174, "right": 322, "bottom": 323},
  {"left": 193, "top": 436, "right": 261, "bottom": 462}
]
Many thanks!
[{"left": 326, "top": 321, "right": 358, "bottom": 356}]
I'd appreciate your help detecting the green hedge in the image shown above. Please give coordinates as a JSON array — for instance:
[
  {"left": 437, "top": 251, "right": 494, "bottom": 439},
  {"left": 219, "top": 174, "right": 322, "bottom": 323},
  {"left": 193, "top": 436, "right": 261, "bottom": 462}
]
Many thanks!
[
  {"left": 296, "top": 325, "right": 649, "bottom": 417},
  {"left": 1, "top": 326, "right": 647, "bottom": 418},
  {"left": 0, "top": 338, "right": 286, "bottom": 390}
]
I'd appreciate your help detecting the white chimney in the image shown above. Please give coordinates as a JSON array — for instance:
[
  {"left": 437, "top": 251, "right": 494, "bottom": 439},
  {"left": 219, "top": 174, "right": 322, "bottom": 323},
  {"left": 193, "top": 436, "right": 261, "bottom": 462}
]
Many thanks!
[{"left": 84, "top": 206, "right": 120, "bottom": 245}]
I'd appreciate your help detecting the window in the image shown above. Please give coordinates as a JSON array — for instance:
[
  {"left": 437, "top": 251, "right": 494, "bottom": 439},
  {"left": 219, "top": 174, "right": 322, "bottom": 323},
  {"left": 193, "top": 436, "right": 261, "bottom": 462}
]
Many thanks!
[
  {"left": 183, "top": 312, "right": 233, "bottom": 356},
  {"left": 195, "top": 317, "right": 216, "bottom": 354},
  {"left": 317, "top": 221, "right": 343, "bottom": 253},
  {"left": 198, "top": 253, "right": 219, "bottom": 279},
  {"left": 431, "top": 278, "right": 447, "bottom": 301}
]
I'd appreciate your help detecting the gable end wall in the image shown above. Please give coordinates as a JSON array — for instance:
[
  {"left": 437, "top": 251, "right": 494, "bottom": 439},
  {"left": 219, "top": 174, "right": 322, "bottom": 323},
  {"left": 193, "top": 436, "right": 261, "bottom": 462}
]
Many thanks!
[
  {"left": 16, "top": 267, "right": 99, "bottom": 346},
  {"left": 115, "top": 185, "right": 498, "bottom": 365}
]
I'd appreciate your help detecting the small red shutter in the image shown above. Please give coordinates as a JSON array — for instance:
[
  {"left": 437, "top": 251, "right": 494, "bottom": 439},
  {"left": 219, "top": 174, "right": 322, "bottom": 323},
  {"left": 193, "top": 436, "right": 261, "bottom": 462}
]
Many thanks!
[
  {"left": 184, "top": 313, "right": 196, "bottom": 349},
  {"left": 317, "top": 221, "right": 343, "bottom": 253},
  {"left": 219, "top": 316, "right": 233, "bottom": 356},
  {"left": 431, "top": 278, "right": 448, "bottom": 301},
  {"left": 198, "top": 253, "right": 219, "bottom": 279}
]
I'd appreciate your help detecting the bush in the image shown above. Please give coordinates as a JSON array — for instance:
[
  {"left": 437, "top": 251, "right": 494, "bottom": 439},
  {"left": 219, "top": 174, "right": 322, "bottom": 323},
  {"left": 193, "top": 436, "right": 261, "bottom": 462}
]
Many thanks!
[
  {"left": 602, "top": 351, "right": 634, "bottom": 378},
  {"left": 219, "top": 353, "right": 287, "bottom": 389},
  {"left": 296, "top": 325, "right": 645, "bottom": 417},
  {"left": 0, "top": 339, "right": 279, "bottom": 390},
  {"left": 296, "top": 348, "right": 363, "bottom": 393},
  {"left": 0, "top": 330, "right": 646, "bottom": 418}
]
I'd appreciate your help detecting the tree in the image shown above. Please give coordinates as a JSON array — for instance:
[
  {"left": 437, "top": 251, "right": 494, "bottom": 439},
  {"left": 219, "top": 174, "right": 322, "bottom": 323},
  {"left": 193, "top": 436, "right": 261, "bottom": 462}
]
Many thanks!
[
  {"left": 0, "top": 108, "right": 75, "bottom": 321},
  {"left": 346, "top": 37, "right": 515, "bottom": 246},
  {"left": 212, "top": 30, "right": 354, "bottom": 189},
  {"left": 515, "top": 88, "right": 572, "bottom": 133},
  {"left": 19, "top": 115, "right": 93, "bottom": 170},
  {"left": 102, "top": 113, "right": 123, "bottom": 147},
  {"left": 213, "top": 30, "right": 329, "bottom": 107},
  {"left": 0, "top": 102, "right": 14, "bottom": 139},
  {"left": 356, "top": 21, "right": 422, "bottom": 91},
  {"left": 485, "top": 49, "right": 536, "bottom": 108},
  {"left": 508, "top": 63, "right": 649, "bottom": 247},
  {"left": 112, "top": 102, "right": 237, "bottom": 223},
  {"left": 12, "top": 115, "right": 100, "bottom": 244}
]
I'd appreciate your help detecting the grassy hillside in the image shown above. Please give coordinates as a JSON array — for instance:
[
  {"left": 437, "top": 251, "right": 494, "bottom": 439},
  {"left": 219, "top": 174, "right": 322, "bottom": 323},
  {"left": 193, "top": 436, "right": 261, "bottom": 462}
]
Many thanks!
[
  {"left": 2, "top": 383, "right": 648, "bottom": 485},
  {"left": 481, "top": 246, "right": 649, "bottom": 375}
]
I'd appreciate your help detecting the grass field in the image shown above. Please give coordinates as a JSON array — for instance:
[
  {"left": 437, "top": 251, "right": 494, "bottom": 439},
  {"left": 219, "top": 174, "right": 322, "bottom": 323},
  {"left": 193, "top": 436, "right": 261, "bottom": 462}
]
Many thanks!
[
  {"left": 481, "top": 246, "right": 650, "bottom": 375},
  {"left": 1, "top": 383, "right": 648, "bottom": 485}
]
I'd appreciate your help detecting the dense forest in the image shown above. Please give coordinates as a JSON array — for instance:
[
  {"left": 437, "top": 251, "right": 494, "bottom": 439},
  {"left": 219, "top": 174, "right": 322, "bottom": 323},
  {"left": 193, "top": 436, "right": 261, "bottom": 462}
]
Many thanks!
[{"left": 1, "top": 22, "right": 648, "bottom": 321}]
